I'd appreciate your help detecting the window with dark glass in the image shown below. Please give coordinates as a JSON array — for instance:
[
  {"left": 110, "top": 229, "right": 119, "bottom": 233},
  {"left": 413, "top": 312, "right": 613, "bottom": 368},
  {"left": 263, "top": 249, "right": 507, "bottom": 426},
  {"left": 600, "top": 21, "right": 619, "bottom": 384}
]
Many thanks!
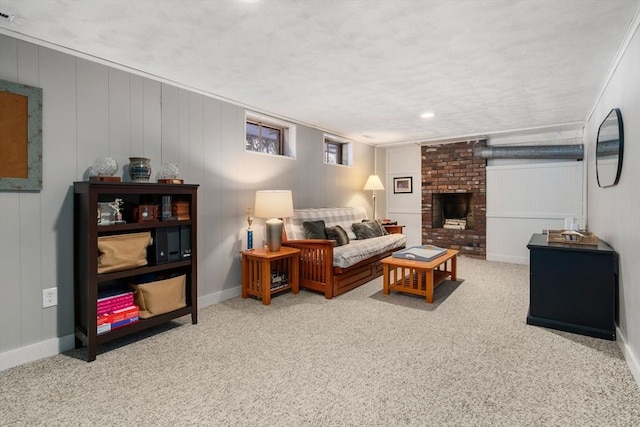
[
  {"left": 324, "top": 137, "right": 352, "bottom": 166},
  {"left": 324, "top": 141, "right": 343, "bottom": 164},
  {"left": 246, "top": 120, "right": 284, "bottom": 155}
]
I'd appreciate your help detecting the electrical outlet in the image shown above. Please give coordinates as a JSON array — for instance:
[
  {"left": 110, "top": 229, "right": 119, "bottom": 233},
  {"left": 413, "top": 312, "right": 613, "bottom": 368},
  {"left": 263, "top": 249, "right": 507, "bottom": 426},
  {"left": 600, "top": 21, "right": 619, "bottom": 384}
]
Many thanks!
[{"left": 43, "top": 287, "right": 58, "bottom": 308}]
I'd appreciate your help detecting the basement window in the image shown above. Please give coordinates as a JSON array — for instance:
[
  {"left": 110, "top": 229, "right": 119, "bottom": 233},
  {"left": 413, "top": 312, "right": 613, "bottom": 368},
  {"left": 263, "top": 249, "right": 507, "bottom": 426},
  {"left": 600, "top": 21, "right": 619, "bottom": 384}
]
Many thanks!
[
  {"left": 324, "top": 135, "right": 352, "bottom": 166},
  {"left": 245, "top": 112, "right": 296, "bottom": 158}
]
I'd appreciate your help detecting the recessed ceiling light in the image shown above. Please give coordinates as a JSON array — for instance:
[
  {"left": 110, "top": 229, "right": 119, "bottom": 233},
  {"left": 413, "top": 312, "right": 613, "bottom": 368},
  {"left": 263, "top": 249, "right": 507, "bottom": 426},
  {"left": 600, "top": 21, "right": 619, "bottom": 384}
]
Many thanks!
[{"left": 420, "top": 112, "right": 435, "bottom": 119}]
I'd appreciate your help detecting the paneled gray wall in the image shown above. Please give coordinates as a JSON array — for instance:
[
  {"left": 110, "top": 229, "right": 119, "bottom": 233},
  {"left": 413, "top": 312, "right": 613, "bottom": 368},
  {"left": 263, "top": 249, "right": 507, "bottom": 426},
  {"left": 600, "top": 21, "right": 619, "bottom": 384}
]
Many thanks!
[
  {"left": 585, "top": 23, "right": 640, "bottom": 383},
  {"left": 0, "top": 34, "right": 375, "bottom": 362}
]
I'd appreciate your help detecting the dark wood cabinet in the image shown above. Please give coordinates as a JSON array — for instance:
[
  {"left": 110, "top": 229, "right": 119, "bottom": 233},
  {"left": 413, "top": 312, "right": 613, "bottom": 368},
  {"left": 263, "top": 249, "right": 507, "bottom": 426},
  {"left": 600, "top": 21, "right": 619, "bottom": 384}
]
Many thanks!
[
  {"left": 74, "top": 182, "right": 199, "bottom": 361},
  {"left": 527, "top": 233, "right": 617, "bottom": 340}
]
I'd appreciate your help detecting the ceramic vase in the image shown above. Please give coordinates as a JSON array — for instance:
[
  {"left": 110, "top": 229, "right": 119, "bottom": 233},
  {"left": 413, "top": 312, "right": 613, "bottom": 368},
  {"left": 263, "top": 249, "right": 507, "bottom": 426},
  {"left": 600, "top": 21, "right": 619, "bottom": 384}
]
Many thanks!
[{"left": 129, "top": 157, "right": 152, "bottom": 182}]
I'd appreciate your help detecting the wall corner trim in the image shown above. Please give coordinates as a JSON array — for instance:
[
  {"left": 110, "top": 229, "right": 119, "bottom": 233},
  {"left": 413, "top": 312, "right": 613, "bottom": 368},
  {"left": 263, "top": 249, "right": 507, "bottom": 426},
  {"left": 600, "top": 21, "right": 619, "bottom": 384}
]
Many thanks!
[{"left": 616, "top": 326, "right": 640, "bottom": 389}]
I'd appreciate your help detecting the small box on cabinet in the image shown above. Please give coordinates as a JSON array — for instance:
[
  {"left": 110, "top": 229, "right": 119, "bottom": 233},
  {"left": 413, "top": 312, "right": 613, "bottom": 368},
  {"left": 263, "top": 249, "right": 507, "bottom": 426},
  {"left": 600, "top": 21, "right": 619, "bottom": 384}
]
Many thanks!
[
  {"left": 172, "top": 201, "right": 190, "bottom": 220},
  {"left": 133, "top": 205, "right": 158, "bottom": 222}
]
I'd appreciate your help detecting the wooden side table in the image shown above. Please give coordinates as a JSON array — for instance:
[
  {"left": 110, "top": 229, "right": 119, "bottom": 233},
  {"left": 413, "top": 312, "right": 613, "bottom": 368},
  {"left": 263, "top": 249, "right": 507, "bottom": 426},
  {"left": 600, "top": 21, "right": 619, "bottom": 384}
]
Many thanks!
[
  {"left": 383, "top": 224, "right": 405, "bottom": 234},
  {"left": 240, "top": 246, "right": 300, "bottom": 305}
]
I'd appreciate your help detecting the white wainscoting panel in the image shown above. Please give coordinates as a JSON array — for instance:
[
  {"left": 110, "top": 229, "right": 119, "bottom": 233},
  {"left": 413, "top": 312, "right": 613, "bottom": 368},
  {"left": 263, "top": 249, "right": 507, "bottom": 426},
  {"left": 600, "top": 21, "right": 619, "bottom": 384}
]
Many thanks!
[
  {"left": 487, "top": 162, "right": 584, "bottom": 264},
  {"left": 487, "top": 216, "right": 566, "bottom": 264},
  {"left": 387, "top": 212, "right": 422, "bottom": 247},
  {"left": 385, "top": 145, "right": 422, "bottom": 247}
]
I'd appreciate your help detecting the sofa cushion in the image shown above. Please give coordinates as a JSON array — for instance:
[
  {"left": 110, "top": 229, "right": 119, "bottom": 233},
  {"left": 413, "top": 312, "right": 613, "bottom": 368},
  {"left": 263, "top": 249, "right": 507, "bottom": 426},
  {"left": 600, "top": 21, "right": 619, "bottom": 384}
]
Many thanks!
[
  {"left": 352, "top": 221, "right": 383, "bottom": 239},
  {"left": 303, "top": 220, "right": 327, "bottom": 239},
  {"left": 363, "top": 219, "right": 389, "bottom": 235},
  {"left": 325, "top": 225, "right": 350, "bottom": 246},
  {"left": 333, "top": 234, "right": 407, "bottom": 268}
]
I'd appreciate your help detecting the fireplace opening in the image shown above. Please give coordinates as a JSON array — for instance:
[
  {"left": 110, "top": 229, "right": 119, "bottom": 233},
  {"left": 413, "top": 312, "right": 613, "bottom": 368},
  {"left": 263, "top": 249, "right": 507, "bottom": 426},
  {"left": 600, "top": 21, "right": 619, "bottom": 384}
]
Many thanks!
[{"left": 432, "top": 193, "right": 472, "bottom": 229}]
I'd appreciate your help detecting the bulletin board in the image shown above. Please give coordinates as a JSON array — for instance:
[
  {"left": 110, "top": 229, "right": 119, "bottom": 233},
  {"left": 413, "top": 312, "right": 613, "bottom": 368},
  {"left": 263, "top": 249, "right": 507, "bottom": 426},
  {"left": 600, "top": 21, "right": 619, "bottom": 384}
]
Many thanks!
[{"left": 0, "top": 79, "right": 42, "bottom": 191}]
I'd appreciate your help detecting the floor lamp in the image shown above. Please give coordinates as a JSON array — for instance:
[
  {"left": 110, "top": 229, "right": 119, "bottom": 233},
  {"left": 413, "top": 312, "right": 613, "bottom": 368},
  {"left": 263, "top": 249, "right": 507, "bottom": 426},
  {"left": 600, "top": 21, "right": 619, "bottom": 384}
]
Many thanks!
[{"left": 363, "top": 175, "right": 384, "bottom": 219}]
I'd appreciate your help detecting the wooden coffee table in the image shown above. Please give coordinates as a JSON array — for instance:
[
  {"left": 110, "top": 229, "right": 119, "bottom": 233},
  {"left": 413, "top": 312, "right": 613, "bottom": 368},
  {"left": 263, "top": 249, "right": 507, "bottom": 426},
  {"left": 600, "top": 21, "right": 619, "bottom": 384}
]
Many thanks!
[{"left": 381, "top": 249, "right": 458, "bottom": 303}]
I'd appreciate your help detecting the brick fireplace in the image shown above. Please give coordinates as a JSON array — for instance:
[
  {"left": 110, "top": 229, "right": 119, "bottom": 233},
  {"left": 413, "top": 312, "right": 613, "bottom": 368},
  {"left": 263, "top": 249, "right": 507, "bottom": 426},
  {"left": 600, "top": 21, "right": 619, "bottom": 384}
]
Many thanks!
[{"left": 422, "top": 140, "right": 486, "bottom": 258}]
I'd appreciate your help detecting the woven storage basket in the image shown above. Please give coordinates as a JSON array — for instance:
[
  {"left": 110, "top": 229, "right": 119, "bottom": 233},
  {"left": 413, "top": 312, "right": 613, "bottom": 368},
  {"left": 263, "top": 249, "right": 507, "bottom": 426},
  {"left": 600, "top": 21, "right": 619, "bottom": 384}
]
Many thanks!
[
  {"left": 97, "top": 231, "right": 152, "bottom": 274},
  {"left": 131, "top": 275, "right": 186, "bottom": 319}
]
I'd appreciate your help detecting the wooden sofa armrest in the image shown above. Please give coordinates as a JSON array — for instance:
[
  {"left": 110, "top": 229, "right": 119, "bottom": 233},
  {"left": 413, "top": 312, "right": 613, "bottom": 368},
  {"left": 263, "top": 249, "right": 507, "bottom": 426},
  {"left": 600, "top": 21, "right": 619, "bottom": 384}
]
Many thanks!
[{"left": 282, "top": 239, "right": 335, "bottom": 298}]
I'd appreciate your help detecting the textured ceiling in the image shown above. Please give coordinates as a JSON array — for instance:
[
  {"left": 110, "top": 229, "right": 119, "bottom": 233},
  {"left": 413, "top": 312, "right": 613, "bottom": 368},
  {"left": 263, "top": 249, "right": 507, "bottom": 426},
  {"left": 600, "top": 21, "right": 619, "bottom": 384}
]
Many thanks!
[{"left": 0, "top": 0, "right": 639, "bottom": 144}]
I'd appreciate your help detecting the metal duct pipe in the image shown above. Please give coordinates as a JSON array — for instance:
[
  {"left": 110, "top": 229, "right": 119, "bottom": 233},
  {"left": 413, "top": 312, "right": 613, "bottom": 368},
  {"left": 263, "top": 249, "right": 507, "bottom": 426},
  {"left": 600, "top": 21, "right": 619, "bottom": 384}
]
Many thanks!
[{"left": 473, "top": 144, "right": 584, "bottom": 160}]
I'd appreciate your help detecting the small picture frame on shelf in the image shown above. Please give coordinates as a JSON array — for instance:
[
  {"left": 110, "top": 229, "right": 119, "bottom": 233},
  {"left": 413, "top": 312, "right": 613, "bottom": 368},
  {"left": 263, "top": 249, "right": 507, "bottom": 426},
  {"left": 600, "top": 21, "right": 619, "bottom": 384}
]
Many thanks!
[
  {"left": 393, "top": 177, "right": 413, "bottom": 194},
  {"left": 97, "top": 203, "right": 116, "bottom": 226}
]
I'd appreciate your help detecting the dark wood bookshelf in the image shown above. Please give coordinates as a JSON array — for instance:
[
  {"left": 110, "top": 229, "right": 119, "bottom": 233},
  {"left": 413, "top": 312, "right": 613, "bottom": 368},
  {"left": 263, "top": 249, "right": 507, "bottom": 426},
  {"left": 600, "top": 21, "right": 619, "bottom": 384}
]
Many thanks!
[{"left": 74, "top": 181, "right": 199, "bottom": 361}]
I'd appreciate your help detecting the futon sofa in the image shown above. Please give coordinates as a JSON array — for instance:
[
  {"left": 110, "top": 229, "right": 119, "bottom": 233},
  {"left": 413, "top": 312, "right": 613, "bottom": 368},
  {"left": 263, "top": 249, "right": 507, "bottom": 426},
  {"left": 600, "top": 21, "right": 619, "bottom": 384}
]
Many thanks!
[{"left": 283, "top": 207, "right": 406, "bottom": 298}]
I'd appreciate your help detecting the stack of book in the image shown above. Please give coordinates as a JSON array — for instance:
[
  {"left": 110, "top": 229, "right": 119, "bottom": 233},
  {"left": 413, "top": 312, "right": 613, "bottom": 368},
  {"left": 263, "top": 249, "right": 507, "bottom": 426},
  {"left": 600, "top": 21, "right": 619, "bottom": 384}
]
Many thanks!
[
  {"left": 172, "top": 201, "right": 190, "bottom": 220},
  {"left": 97, "top": 290, "right": 139, "bottom": 334},
  {"left": 270, "top": 272, "right": 289, "bottom": 291},
  {"left": 257, "top": 272, "right": 289, "bottom": 292}
]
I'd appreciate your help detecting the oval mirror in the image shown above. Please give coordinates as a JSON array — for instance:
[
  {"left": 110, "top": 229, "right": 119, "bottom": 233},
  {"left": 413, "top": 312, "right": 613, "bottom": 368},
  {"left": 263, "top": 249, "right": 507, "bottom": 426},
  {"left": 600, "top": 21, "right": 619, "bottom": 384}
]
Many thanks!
[{"left": 596, "top": 108, "right": 624, "bottom": 188}]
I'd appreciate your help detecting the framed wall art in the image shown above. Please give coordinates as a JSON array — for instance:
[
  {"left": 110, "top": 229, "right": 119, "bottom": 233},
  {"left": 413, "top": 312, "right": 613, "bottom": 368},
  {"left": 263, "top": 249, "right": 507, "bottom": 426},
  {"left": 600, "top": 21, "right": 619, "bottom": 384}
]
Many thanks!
[
  {"left": 0, "top": 79, "right": 43, "bottom": 191},
  {"left": 393, "top": 177, "right": 412, "bottom": 194}
]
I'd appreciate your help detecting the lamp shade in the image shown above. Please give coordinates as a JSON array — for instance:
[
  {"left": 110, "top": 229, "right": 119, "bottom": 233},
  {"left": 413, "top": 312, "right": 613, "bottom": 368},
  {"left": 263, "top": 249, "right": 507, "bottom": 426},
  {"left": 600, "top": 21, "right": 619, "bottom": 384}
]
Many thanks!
[
  {"left": 254, "top": 190, "right": 294, "bottom": 219},
  {"left": 363, "top": 175, "right": 385, "bottom": 191}
]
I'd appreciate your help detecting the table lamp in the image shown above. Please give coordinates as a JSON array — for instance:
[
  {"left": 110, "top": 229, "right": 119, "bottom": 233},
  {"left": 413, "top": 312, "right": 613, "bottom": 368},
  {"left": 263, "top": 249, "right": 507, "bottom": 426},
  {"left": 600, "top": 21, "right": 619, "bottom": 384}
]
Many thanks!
[
  {"left": 363, "top": 175, "right": 384, "bottom": 219},
  {"left": 254, "top": 190, "right": 294, "bottom": 252}
]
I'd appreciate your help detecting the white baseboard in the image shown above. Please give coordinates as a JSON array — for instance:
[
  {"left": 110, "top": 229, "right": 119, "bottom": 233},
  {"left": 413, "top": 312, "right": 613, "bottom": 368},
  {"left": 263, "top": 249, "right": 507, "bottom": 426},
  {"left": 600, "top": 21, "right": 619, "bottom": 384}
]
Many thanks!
[
  {"left": 616, "top": 326, "right": 640, "bottom": 389},
  {"left": 486, "top": 254, "right": 529, "bottom": 265},
  {"left": 1, "top": 286, "right": 242, "bottom": 372},
  {"left": 0, "top": 334, "right": 76, "bottom": 372},
  {"left": 199, "top": 285, "right": 241, "bottom": 308}
]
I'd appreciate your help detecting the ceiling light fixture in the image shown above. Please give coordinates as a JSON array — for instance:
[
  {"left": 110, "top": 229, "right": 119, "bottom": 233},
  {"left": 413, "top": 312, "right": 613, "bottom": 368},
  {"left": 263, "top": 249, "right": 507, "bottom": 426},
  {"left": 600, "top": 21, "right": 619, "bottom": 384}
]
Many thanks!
[{"left": 420, "top": 112, "right": 435, "bottom": 119}]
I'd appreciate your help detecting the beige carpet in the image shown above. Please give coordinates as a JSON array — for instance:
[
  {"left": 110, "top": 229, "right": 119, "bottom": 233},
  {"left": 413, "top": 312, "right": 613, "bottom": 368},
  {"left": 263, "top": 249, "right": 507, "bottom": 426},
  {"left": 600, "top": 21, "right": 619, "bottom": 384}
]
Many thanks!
[{"left": 1, "top": 256, "right": 639, "bottom": 426}]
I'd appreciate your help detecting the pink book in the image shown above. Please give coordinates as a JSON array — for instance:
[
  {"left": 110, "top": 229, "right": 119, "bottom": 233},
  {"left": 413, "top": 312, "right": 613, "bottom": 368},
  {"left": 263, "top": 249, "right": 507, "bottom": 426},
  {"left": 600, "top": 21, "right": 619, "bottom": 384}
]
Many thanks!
[
  {"left": 97, "top": 292, "right": 134, "bottom": 308},
  {"left": 97, "top": 300, "right": 136, "bottom": 315}
]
